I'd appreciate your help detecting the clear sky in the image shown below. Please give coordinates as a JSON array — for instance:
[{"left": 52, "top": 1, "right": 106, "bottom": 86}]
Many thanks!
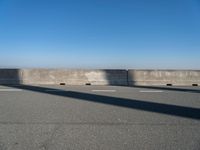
[{"left": 0, "top": 0, "right": 200, "bottom": 69}]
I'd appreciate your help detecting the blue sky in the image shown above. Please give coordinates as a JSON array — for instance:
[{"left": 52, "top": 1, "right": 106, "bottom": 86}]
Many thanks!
[{"left": 0, "top": 0, "right": 200, "bottom": 69}]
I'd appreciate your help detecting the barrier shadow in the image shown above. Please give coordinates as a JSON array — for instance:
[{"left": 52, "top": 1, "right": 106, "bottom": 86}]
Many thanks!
[
  {"left": 131, "top": 85, "right": 200, "bottom": 94},
  {"left": 103, "top": 69, "right": 128, "bottom": 86},
  {"left": 0, "top": 69, "right": 21, "bottom": 85},
  {"left": 3, "top": 84, "right": 200, "bottom": 120}
]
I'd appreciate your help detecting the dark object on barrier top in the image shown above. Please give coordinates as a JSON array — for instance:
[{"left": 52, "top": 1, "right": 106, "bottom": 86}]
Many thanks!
[
  {"left": 166, "top": 84, "right": 172, "bottom": 86},
  {"left": 192, "top": 84, "right": 198, "bottom": 86}
]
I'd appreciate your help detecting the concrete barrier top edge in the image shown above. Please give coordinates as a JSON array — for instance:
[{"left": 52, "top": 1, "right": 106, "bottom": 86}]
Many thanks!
[
  {"left": 0, "top": 69, "right": 127, "bottom": 71},
  {"left": 0, "top": 69, "right": 199, "bottom": 71},
  {"left": 127, "top": 69, "right": 200, "bottom": 71}
]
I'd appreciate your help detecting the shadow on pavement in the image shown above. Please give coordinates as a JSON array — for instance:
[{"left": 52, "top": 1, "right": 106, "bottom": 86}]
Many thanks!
[
  {"left": 2, "top": 84, "right": 200, "bottom": 120},
  {"left": 131, "top": 85, "right": 200, "bottom": 94}
]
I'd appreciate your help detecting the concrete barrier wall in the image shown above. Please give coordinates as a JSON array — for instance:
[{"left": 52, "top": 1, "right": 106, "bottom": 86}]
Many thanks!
[
  {"left": 128, "top": 70, "right": 200, "bottom": 86},
  {"left": 22, "top": 69, "right": 128, "bottom": 85},
  {"left": 0, "top": 69, "right": 200, "bottom": 86},
  {"left": 0, "top": 69, "right": 128, "bottom": 85},
  {"left": 0, "top": 69, "right": 22, "bottom": 84}
]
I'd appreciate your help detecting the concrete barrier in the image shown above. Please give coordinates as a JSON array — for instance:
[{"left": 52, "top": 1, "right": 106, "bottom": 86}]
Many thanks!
[
  {"left": 22, "top": 69, "right": 128, "bottom": 85},
  {"left": 0, "top": 69, "right": 128, "bottom": 85},
  {"left": 128, "top": 70, "right": 200, "bottom": 86},
  {"left": 0, "top": 69, "right": 200, "bottom": 86},
  {"left": 0, "top": 69, "right": 22, "bottom": 84}
]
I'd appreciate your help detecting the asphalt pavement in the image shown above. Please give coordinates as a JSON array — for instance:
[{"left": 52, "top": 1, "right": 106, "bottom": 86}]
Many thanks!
[{"left": 0, "top": 85, "right": 200, "bottom": 150}]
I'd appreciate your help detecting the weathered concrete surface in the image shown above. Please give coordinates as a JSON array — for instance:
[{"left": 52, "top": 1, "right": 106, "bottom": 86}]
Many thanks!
[
  {"left": 0, "top": 69, "right": 200, "bottom": 86},
  {"left": 22, "top": 69, "right": 127, "bottom": 85},
  {"left": 128, "top": 70, "right": 200, "bottom": 86},
  {"left": 0, "top": 69, "right": 128, "bottom": 85}
]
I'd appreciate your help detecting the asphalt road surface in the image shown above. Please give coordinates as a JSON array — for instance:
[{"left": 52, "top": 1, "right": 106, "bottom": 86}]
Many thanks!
[{"left": 0, "top": 85, "right": 200, "bottom": 150}]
